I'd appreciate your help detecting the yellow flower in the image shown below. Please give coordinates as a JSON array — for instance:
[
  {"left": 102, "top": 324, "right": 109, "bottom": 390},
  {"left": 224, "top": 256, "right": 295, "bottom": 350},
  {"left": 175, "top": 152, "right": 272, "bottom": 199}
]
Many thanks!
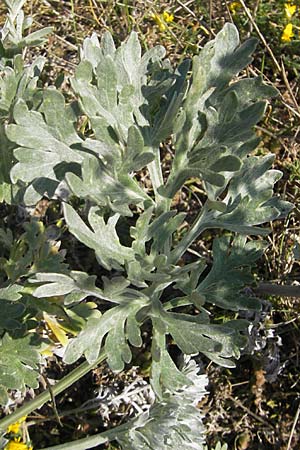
[
  {"left": 151, "top": 11, "right": 174, "bottom": 31},
  {"left": 4, "top": 438, "right": 32, "bottom": 450},
  {"left": 7, "top": 423, "right": 21, "bottom": 435},
  {"left": 162, "top": 11, "right": 174, "bottom": 23},
  {"left": 281, "top": 23, "right": 294, "bottom": 41},
  {"left": 7, "top": 417, "right": 27, "bottom": 435},
  {"left": 284, "top": 3, "right": 297, "bottom": 19},
  {"left": 151, "top": 13, "right": 165, "bottom": 31},
  {"left": 229, "top": 1, "right": 242, "bottom": 15}
]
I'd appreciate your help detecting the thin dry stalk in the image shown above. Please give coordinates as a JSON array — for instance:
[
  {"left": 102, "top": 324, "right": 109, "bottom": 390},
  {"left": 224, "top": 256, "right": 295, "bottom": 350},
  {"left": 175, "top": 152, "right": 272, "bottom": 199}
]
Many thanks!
[
  {"left": 238, "top": 0, "right": 300, "bottom": 119},
  {"left": 286, "top": 402, "right": 300, "bottom": 450}
]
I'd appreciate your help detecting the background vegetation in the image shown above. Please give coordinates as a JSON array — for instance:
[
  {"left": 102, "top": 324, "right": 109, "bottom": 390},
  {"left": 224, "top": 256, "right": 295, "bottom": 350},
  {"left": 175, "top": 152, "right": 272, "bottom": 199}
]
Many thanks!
[{"left": 0, "top": 1, "right": 299, "bottom": 449}]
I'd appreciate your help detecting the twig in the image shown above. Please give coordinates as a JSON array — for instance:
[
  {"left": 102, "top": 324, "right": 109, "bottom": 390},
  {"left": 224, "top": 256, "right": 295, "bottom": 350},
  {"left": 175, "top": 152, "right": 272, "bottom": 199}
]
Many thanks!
[
  {"left": 247, "top": 0, "right": 261, "bottom": 36},
  {"left": 280, "top": 58, "right": 300, "bottom": 116},
  {"left": 70, "top": 0, "right": 78, "bottom": 44},
  {"left": 238, "top": 0, "right": 300, "bottom": 118},
  {"left": 270, "top": 315, "right": 300, "bottom": 329},
  {"left": 228, "top": 395, "right": 274, "bottom": 429},
  {"left": 32, "top": 18, "right": 78, "bottom": 51},
  {"left": 88, "top": 0, "right": 101, "bottom": 28},
  {"left": 175, "top": 0, "right": 216, "bottom": 36},
  {"left": 41, "top": 0, "right": 60, "bottom": 16},
  {"left": 254, "top": 283, "right": 300, "bottom": 298},
  {"left": 287, "top": 402, "right": 300, "bottom": 450},
  {"left": 238, "top": 0, "right": 281, "bottom": 73},
  {"left": 41, "top": 374, "right": 62, "bottom": 427},
  {"left": 209, "top": 0, "right": 213, "bottom": 30}
]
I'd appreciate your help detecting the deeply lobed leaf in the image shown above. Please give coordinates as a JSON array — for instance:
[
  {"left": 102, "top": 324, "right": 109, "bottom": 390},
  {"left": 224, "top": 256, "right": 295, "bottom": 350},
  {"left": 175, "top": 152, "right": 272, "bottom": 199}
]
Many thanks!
[{"left": 0, "top": 334, "right": 40, "bottom": 405}]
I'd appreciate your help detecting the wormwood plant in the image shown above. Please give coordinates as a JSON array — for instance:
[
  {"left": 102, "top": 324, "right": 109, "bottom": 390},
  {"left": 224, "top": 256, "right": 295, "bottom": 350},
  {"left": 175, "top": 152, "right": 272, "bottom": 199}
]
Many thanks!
[{"left": 0, "top": 1, "right": 293, "bottom": 449}]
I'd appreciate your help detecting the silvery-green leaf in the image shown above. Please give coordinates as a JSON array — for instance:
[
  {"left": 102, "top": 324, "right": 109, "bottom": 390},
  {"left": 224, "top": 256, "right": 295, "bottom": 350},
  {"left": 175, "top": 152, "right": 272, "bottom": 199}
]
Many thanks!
[
  {"left": 39, "top": 359, "right": 207, "bottom": 450},
  {"left": 187, "top": 23, "right": 257, "bottom": 100},
  {"left": 160, "top": 24, "right": 277, "bottom": 200},
  {"left": 165, "top": 314, "right": 224, "bottom": 354},
  {"left": 126, "top": 210, "right": 188, "bottom": 287},
  {"left": 32, "top": 270, "right": 146, "bottom": 307},
  {"left": 64, "top": 297, "right": 149, "bottom": 370},
  {"left": 72, "top": 74, "right": 119, "bottom": 130},
  {"left": 31, "top": 272, "right": 95, "bottom": 298},
  {"left": 217, "top": 76, "right": 278, "bottom": 109},
  {"left": 63, "top": 203, "right": 134, "bottom": 270},
  {"left": 2, "top": 1, "right": 51, "bottom": 54},
  {"left": 0, "top": 56, "right": 46, "bottom": 203},
  {"left": 148, "top": 211, "right": 186, "bottom": 254},
  {"left": 0, "top": 55, "right": 45, "bottom": 117},
  {"left": 172, "top": 153, "right": 293, "bottom": 263},
  {"left": 0, "top": 300, "right": 25, "bottom": 329},
  {"left": 0, "top": 284, "right": 23, "bottom": 301},
  {"left": 117, "top": 358, "right": 207, "bottom": 449},
  {"left": 209, "top": 155, "right": 294, "bottom": 233},
  {"left": 2, "top": 1, "right": 27, "bottom": 42},
  {"left": 130, "top": 207, "right": 154, "bottom": 256},
  {"left": 150, "top": 85, "right": 187, "bottom": 145},
  {"left": 73, "top": 30, "right": 174, "bottom": 146},
  {"left": 197, "top": 235, "right": 265, "bottom": 311},
  {"left": 66, "top": 153, "right": 151, "bottom": 216},
  {"left": 172, "top": 260, "right": 207, "bottom": 296},
  {"left": 7, "top": 93, "right": 84, "bottom": 204},
  {"left": 0, "top": 334, "right": 40, "bottom": 405},
  {"left": 115, "top": 32, "right": 142, "bottom": 87},
  {"left": 22, "top": 27, "right": 52, "bottom": 47},
  {"left": 1, "top": 220, "right": 68, "bottom": 282},
  {"left": 161, "top": 97, "right": 264, "bottom": 199},
  {"left": 163, "top": 311, "right": 243, "bottom": 365},
  {"left": 95, "top": 55, "right": 117, "bottom": 111},
  {"left": 150, "top": 301, "right": 247, "bottom": 386},
  {"left": 150, "top": 329, "right": 191, "bottom": 398},
  {"left": 80, "top": 33, "right": 103, "bottom": 69},
  {"left": 123, "top": 125, "right": 155, "bottom": 172}
]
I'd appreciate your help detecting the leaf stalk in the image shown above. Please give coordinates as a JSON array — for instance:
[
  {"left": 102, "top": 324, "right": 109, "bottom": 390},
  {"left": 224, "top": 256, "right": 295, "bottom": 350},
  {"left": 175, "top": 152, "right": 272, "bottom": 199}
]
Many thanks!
[{"left": 0, "top": 351, "right": 106, "bottom": 433}]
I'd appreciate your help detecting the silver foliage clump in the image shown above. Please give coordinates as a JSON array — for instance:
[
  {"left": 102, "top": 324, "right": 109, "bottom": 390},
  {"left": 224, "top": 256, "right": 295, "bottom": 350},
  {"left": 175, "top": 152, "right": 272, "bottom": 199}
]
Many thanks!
[
  {"left": 116, "top": 358, "right": 208, "bottom": 450},
  {"left": 0, "top": 1, "right": 293, "bottom": 448}
]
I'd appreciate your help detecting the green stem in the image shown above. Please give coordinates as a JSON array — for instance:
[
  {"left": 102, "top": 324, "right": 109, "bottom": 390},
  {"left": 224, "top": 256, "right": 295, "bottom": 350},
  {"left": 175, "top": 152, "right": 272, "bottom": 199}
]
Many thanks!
[
  {"left": 38, "top": 433, "right": 108, "bottom": 450},
  {"left": 38, "top": 416, "right": 133, "bottom": 450},
  {"left": 170, "top": 205, "right": 210, "bottom": 264},
  {"left": 147, "top": 147, "right": 170, "bottom": 214},
  {"left": 163, "top": 297, "right": 193, "bottom": 311},
  {"left": 0, "top": 351, "right": 106, "bottom": 433}
]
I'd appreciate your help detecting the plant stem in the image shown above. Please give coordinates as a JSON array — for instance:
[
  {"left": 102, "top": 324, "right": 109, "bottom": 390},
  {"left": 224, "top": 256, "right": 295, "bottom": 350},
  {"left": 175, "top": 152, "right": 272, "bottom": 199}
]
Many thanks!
[
  {"left": 147, "top": 147, "right": 170, "bottom": 214},
  {"left": 70, "top": 0, "right": 78, "bottom": 44},
  {"left": 0, "top": 351, "right": 106, "bottom": 433},
  {"left": 170, "top": 205, "right": 209, "bottom": 264},
  {"left": 254, "top": 283, "right": 300, "bottom": 298},
  {"left": 163, "top": 297, "right": 193, "bottom": 310},
  {"left": 38, "top": 417, "right": 132, "bottom": 450},
  {"left": 38, "top": 433, "right": 108, "bottom": 450}
]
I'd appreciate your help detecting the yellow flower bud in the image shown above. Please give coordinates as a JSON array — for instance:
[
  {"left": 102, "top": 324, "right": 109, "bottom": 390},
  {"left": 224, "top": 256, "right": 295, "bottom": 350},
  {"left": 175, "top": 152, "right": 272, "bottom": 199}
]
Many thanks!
[{"left": 281, "top": 23, "right": 294, "bottom": 42}]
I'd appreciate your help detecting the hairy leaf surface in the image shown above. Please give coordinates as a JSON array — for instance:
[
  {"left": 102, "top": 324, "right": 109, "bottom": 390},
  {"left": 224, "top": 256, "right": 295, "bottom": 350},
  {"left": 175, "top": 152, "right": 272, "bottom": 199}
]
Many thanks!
[
  {"left": 0, "top": 333, "right": 40, "bottom": 405},
  {"left": 117, "top": 358, "right": 207, "bottom": 449},
  {"left": 8, "top": 92, "right": 83, "bottom": 204},
  {"left": 63, "top": 203, "right": 134, "bottom": 270},
  {"left": 196, "top": 235, "right": 266, "bottom": 311}
]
